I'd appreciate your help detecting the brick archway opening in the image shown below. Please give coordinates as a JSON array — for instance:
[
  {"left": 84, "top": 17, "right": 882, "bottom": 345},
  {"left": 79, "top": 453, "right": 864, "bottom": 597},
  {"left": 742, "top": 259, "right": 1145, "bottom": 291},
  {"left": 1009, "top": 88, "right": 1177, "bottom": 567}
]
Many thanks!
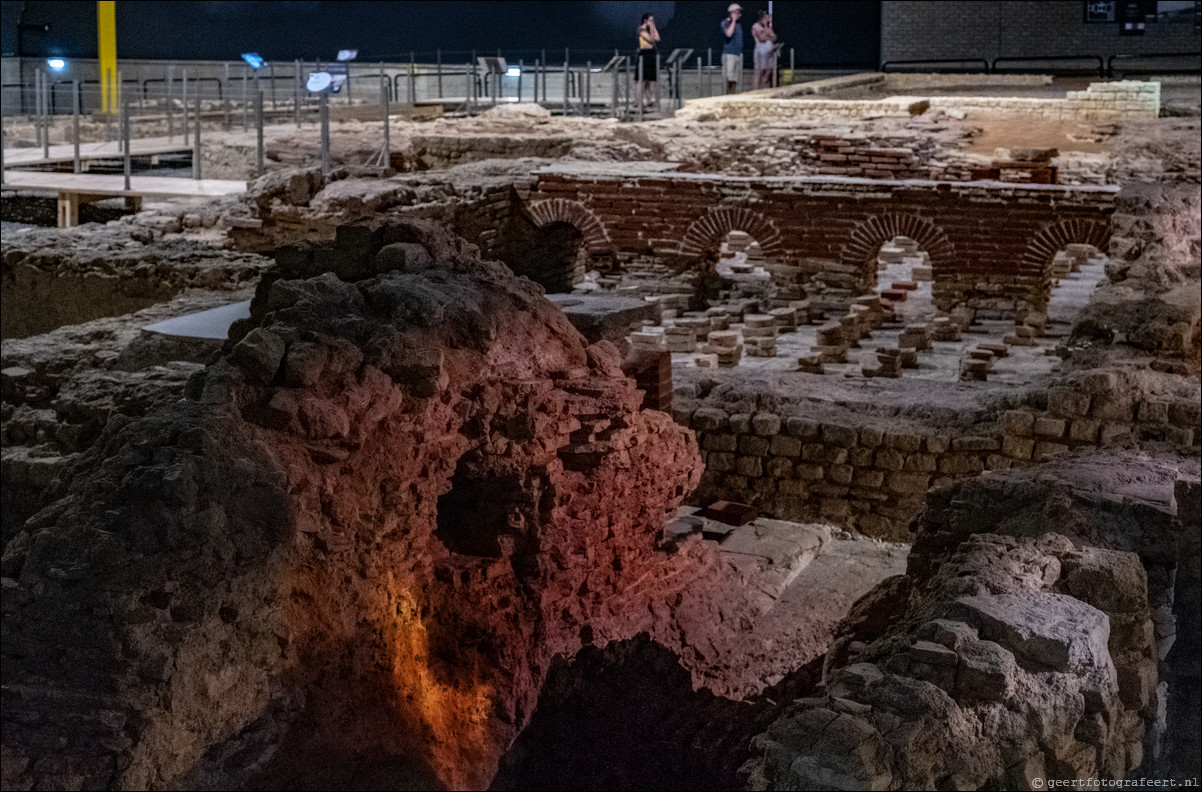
[
  {"left": 841, "top": 214, "right": 954, "bottom": 295},
  {"left": 678, "top": 207, "right": 785, "bottom": 262},
  {"left": 523, "top": 199, "right": 613, "bottom": 292},
  {"left": 1019, "top": 219, "right": 1110, "bottom": 319}
]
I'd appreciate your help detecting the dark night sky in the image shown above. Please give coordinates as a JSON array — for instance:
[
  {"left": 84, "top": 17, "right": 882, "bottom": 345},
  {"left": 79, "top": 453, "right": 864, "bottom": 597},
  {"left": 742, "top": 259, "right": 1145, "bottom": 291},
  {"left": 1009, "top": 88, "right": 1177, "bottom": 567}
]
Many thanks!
[{"left": 1, "top": 1, "right": 881, "bottom": 65}]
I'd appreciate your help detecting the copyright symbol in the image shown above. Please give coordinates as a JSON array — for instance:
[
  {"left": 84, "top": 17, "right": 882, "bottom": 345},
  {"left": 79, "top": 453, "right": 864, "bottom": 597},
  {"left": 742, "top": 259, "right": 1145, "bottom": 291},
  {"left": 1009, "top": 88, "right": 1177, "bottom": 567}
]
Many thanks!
[{"left": 1033, "top": 779, "right": 1045, "bottom": 789}]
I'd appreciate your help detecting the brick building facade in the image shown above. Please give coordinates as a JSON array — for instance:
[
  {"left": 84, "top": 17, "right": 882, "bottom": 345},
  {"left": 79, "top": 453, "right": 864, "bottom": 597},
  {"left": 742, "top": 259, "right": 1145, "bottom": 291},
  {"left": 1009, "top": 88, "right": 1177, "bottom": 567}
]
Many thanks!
[{"left": 880, "top": 1, "right": 1200, "bottom": 66}]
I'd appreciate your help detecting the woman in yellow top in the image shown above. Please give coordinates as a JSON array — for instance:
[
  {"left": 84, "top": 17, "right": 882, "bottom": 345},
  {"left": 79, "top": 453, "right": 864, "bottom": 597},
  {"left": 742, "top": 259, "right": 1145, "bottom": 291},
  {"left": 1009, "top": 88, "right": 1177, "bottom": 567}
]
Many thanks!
[{"left": 636, "top": 13, "right": 660, "bottom": 110}]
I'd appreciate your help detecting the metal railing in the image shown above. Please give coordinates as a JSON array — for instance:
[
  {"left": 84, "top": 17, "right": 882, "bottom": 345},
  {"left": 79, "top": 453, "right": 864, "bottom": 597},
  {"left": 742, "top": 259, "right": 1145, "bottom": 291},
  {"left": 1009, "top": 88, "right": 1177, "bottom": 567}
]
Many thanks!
[
  {"left": 1108, "top": 51, "right": 1202, "bottom": 77},
  {"left": 992, "top": 54, "right": 1106, "bottom": 77},
  {"left": 881, "top": 58, "right": 990, "bottom": 73}
]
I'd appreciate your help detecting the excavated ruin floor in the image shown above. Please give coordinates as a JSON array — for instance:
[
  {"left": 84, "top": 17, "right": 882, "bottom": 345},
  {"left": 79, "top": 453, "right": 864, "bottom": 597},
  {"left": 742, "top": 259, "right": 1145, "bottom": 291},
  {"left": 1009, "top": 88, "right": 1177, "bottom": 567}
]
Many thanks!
[{"left": 1, "top": 71, "right": 1199, "bottom": 791}]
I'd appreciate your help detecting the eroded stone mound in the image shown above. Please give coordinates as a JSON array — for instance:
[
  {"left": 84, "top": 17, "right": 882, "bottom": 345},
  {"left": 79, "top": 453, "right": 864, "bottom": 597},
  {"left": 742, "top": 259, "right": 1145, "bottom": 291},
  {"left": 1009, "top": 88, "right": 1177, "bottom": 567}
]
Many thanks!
[
  {"left": 744, "top": 449, "right": 1199, "bottom": 789},
  {"left": 0, "top": 219, "right": 704, "bottom": 790}
]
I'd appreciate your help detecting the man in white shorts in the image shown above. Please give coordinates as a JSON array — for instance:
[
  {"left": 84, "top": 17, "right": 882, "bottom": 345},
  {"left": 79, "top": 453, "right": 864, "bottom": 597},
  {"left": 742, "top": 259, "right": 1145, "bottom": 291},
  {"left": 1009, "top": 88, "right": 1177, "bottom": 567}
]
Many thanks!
[{"left": 720, "top": 3, "right": 744, "bottom": 94}]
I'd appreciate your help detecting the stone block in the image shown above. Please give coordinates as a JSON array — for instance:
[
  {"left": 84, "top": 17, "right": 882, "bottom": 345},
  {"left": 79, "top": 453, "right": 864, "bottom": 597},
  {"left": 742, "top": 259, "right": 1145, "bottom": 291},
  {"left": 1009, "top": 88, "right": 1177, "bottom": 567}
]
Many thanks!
[
  {"left": 1047, "top": 387, "right": 1091, "bottom": 418},
  {"left": 1067, "top": 419, "right": 1100, "bottom": 443},
  {"left": 1002, "top": 435, "right": 1035, "bottom": 460},
  {"left": 860, "top": 427, "right": 884, "bottom": 448},
  {"left": 1137, "top": 400, "right": 1169, "bottom": 424},
  {"left": 691, "top": 407, "right": 729, "bottom": 432},
  {"left": 739, "top": 435, "right": 770, "bottom": 456},
  {"left": 848, "top": 447, "right": 874, "bottom": 467},
  {"left": 708, "top": 452, "right": 736, "bottom": 472},
  {"left": 939, "top": 454, "right": 985, "bottom": 476},
  {"left": 887, "top": 471, "right": 930, "bottom": 495},
  {"left": 766, "top": 457, "right": 793, "bottom": 478},
  {"left": 703, "top": 433, "right": 738, "bottom": 452},
  {"left": 822, "top": 424, "right": 859, "bottom": 448},
  {"left": 785, "top": 417, "right": 821, "bottom": 439},
  {"left": 827, "top": 465, "right": 854, "bottom": 485},
  {"left": 730, "top": 413, "right": 752, "bottom": 434},
  {"left": 1098, "top": 423, "right": 1131, "bottom": 444},
  {"left": 925, "top": 434, "right": 951, "bottom": 454},
  {"left": 951, "top": 436, "right": 1000, "bottom": 452},
  {"left": 795, "top": 463, "right": 825, "bottom": 481},
  {"left": 883, "top": 431, "right": 923, "bottom": 452},
  {"left": 752, "top": 412, "right": 783, "bottom": 436},
  {"left": 1033, "top": 417, "right": 1066, "bottom": 438},
  {"left": 903, "top": 453, "right": 937, "bottom": 473},
  {"left": 736, "top": 455, "right": 763, "bottom": 477},
  {"left": 874, "top": 449, "right": 905, "bottom": 471},
  {"left": 854, "top": 469, "right": 885, "bottom": 488},
  {"left": 769, "top": 435, "right": 803, "bottom": 456}
]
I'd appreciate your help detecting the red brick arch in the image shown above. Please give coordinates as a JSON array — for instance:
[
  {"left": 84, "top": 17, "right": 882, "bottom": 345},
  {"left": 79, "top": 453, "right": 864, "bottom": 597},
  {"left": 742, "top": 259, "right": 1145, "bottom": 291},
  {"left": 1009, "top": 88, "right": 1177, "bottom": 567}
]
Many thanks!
[
  {"left": 525, "top": 198, "right": 611, "bottom": 255},
  {"left": 678, "top": 207, "right": 785, "bottom": 259},
  {"left": 1021, "top": 218, "right": 1111, "bottom": 272},
  {"left": 841, "top": 213, "right": 955, "bottom": 288}
]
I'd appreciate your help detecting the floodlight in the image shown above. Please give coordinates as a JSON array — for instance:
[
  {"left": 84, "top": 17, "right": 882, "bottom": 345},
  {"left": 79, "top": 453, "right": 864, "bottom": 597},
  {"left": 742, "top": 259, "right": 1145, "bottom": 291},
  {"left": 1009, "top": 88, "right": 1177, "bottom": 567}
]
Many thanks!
[
  {"left": 46, "top": 58, "right": 67, "bottom": 71},
  {"left": 306, "top": 71, "right": 333, "bottom": 92},
  {"left": 336, "top": 49, "right": 358, "bottom": 62},
  {"left": 506, "top": 66, "right": 521, "bottom": 77},
  {"left": 241, "top": 53, "right": 265, "bottom": 69}
]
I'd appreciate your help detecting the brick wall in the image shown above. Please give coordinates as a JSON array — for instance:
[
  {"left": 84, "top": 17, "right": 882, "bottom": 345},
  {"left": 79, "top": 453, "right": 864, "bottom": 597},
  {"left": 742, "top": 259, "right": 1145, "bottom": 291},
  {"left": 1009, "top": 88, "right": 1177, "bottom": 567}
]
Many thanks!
[
  {"left": 527, "top": 165, "right": 1116, "bottom": 316},
  {"left": 673, "top": 370, "right": 1201, "bottom": 541},
  {"left": 880, "top": 1, "right": 1202, "bottom": 65}
]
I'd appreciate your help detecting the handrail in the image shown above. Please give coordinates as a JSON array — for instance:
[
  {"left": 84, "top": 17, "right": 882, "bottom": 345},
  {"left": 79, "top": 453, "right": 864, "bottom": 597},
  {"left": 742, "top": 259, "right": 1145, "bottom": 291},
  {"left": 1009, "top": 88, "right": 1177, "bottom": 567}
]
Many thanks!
[
  {"left": 881, "top": 58, "right": 989, "bottom": 73},
  {"left": 991, "top": 54, "right": 1104, "bottom": 78},
  {"left": 141, "top": 76, "right": 223, "bottom": 101},
  {"left": 48, "top": 78, "right": 138, "bottom": 114},
  {"left": 1108, "top": 51, "right": 1202, "bottom": 77}
]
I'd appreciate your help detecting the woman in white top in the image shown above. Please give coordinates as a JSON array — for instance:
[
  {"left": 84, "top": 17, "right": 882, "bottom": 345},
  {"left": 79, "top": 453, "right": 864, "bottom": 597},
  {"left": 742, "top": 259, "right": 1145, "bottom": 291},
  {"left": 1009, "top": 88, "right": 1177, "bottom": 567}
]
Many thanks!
[{"left": 752, "top": 10, "right": 777, "bottom": 90}]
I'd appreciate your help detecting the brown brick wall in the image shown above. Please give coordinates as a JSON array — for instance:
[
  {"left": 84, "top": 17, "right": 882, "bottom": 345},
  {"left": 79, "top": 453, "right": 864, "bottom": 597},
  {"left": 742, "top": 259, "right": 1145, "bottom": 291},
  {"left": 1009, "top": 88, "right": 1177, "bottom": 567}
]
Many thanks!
[{"left": 527, "top": 169, "right": 1116, "bottom": 316}]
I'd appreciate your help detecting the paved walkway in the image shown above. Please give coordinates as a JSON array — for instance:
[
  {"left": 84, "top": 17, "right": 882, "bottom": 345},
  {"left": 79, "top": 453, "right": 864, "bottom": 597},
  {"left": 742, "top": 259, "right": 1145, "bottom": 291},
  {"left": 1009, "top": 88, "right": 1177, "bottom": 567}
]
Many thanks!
[{"left": 3, "top": 135, "right": 194, "bottom": 168}]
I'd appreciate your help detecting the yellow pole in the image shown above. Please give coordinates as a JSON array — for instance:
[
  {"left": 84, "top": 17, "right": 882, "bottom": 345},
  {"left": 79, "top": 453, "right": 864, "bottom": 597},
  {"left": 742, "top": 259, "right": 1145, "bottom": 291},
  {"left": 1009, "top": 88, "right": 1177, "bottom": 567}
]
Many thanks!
[{"left": 97, "top": 1, "right": 117, "bottom": 114}]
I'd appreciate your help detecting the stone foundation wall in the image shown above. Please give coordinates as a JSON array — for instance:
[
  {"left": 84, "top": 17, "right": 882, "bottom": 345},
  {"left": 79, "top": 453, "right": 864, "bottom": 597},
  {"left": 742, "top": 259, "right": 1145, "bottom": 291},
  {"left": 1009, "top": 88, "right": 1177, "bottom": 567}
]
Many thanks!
[
  {"left": 674, "top": 371, "right": 1201, "bottom": 541},
  {"left": 679, "top": 80, "right": 1162, "bottom": 123}
]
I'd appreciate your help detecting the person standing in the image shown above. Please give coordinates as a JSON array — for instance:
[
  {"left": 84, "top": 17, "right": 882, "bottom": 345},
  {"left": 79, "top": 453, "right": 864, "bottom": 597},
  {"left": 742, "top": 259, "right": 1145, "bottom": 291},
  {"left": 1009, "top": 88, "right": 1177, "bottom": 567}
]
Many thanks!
[
  {"left": 752, "top": 9, "right": 777, "bottom": 89},
  {"left": 636, "top": 13, "right": 660, "bottom": 110},
  {"left": 720, "top": 3, "right": 744, "bottom": 94}
]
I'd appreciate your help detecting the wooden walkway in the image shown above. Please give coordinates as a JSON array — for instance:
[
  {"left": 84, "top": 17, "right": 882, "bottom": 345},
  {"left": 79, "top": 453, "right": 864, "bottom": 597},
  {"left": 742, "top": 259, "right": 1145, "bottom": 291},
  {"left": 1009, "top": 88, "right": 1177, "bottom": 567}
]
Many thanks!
[
  {"left": 1, "top": 170, "right": 246, "bottom": 227},
  {"left": 2, "top": 135, "right": 195, "bottom": 168}
]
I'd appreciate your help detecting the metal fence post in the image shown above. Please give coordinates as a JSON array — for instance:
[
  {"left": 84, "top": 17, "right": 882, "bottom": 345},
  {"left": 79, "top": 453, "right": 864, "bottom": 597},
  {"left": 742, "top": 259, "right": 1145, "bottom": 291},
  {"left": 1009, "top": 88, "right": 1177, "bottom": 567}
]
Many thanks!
[
  {"left": 194, "top": 89, "right": 202, "bottom": 180},
  {"left": 517, "top": 58, "right": 523, "bottom": 102},
  {"left": 381, "top": 69, "right": 390, "bottom": 170},
  {"left": 637, "top": 54, "right": 643, "bottom": 123},
  {"left": 166, "top": 63, "right": 174, "bottom": 140},
  {"left": 122, "top": 87, "right": 131, "bottom": 191},
  {"left": 319, "top": 91, "right": 329, "bottom": 175},
  {"left": 270, "top": 60, "right": 277, "bottom": 108},
  {"left": 436, "top": 49, "right": 443, "bottom": 99},
  {"left": 42, "top": 69, "right": 51, "bottom": 158},
  {"left": 242, "top": 65, "right": 249, "bottom": 132},
  {"left": 707, "top": 48, "right": 713, "bottom": 97},
  {"left": 409, "top": 50, "right": 416, "bottom": 107},
  {"left": 563, "top": 58, "right": 569, "bottom": 116},
  {"left": 585, "top": 61, "right": 591, "bottom": 115},
  {"left": 182, "top": 67, "right": 189, "bottom": 146},
  {"left": 73, "top": 80, "right": 81, "bottom": 173},
  {"left": 256, "top": 90, "right": 264, "bottom": 177},
  {"left": 294, "top": 60, "right": 302, "bottom": 128},
  {"left": 34, "top": 69, "right": 42, "bottom": 150}
]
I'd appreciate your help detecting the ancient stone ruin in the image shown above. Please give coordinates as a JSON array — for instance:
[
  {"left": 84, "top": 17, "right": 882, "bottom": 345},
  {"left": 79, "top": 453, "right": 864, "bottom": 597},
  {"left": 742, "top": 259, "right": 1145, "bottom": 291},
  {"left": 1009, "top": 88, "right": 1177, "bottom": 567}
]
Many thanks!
[{"left": 2, "top": 65, "right": 1199, "bottom": 791}]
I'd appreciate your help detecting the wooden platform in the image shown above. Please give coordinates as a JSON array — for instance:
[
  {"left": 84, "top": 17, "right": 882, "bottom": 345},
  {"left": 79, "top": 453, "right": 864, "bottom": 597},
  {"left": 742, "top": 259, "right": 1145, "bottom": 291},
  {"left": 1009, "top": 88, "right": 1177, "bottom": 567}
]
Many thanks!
[
  {"left": 2, "top": 135, "right": 194, "bottom": 168},
  {"left": 0, "top": 170, "right": 246, "bottom": 227}
]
